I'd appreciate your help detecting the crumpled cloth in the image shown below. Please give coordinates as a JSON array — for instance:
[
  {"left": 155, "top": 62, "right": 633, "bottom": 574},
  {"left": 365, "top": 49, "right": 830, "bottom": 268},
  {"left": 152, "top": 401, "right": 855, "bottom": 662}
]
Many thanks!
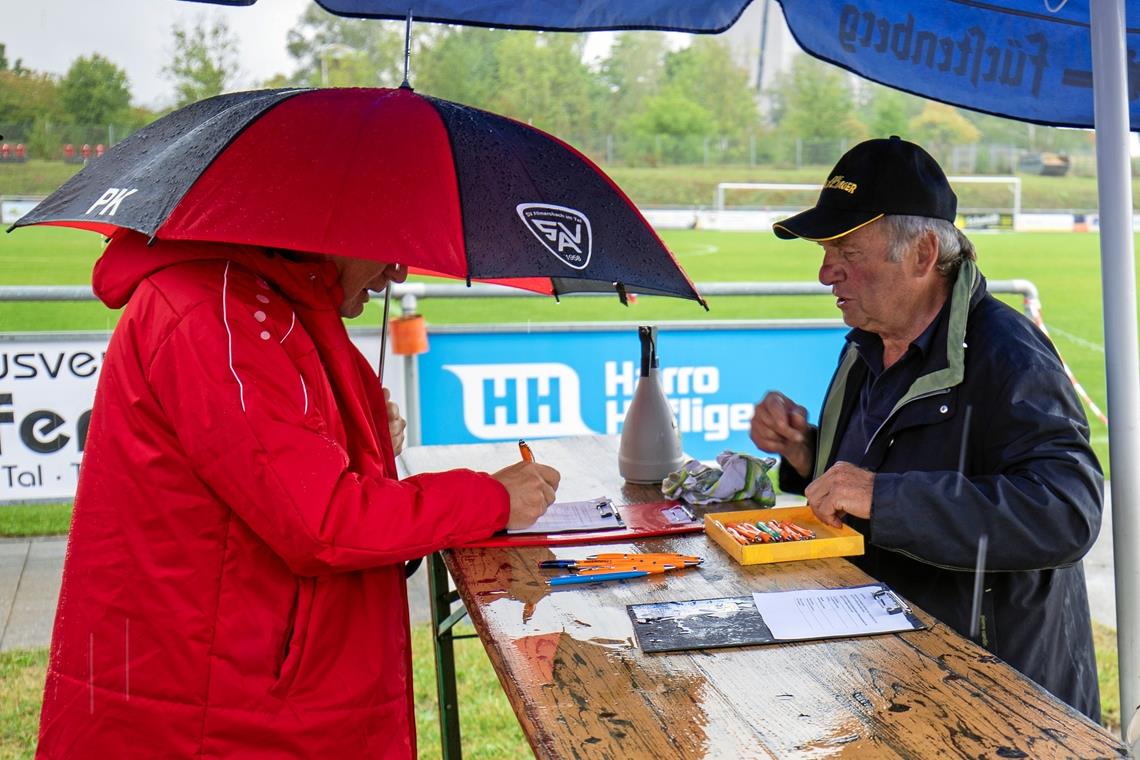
[{"left": 661, "top": 451, "right": 777, "bottom": 505}]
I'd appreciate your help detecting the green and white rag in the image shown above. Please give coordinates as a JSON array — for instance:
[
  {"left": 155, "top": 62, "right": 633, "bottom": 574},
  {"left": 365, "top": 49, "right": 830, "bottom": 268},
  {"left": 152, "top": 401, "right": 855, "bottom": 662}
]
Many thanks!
[{"left": 661, "top": 451, "right": 777, "bottom": 506}]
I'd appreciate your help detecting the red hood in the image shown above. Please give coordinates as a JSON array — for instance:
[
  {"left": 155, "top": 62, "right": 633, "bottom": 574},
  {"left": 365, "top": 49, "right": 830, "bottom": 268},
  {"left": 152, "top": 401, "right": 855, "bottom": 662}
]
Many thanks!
[{"left": 93, "top": 231, "right": 345, "bottom": 311}]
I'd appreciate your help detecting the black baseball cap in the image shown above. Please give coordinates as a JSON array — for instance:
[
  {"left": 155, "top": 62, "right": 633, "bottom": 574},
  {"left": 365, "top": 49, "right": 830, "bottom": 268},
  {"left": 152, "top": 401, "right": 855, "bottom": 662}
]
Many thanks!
[{"left": 773, "top": 136, "right": 957, "bottom": 241}]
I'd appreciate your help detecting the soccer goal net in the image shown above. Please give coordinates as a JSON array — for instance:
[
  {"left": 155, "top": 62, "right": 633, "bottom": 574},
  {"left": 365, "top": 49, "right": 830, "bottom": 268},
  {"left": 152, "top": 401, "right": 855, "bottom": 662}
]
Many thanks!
[{"left": 715, "top": 176, "right": 1022, "bottom": 219}]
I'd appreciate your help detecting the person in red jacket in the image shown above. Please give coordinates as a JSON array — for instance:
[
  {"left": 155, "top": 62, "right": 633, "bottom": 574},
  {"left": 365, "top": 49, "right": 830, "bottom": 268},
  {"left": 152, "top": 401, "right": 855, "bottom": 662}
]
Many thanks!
[{"left": 36, "top": 232, "right": 560, "bottom": 759}]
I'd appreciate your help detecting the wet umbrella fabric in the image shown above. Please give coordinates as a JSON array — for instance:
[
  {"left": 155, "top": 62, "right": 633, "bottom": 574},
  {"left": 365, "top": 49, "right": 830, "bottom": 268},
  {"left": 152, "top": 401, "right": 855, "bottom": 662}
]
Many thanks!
[{"left": 14, "top": 87, "right": 704, "bottom": 306}]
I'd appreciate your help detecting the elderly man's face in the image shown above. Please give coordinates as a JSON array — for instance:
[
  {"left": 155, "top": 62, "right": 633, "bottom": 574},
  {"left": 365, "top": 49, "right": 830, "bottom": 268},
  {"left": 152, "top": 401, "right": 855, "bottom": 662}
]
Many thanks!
[
  {"left": 817, "top": 220, "right": 914, "bottom": 337},
  {"left": 336, "top": 257, "right": 408, "bottom": 319}
]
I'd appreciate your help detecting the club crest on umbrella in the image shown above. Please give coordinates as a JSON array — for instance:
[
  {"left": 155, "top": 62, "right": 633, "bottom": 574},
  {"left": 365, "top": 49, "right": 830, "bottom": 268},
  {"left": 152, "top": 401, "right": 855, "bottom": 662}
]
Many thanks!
[{"left": 516, "top": 203, "right": 592, "bottom": 270}]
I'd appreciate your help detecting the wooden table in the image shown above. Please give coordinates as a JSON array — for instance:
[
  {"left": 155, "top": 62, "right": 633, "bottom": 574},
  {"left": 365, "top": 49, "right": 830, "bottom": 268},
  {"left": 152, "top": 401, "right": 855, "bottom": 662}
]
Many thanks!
[{"left": 401, "top": 436, "right": 1128, "bottom": 759}]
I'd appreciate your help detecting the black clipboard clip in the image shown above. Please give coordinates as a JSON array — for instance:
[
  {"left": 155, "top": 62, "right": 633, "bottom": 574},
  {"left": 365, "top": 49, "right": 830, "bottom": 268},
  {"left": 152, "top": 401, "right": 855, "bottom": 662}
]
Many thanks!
[
  {"left": 595, "top": 498, "right": 625, "bottom": 526},
  {"left": 873, "top": 587, "right": 912, "bottom": 616}
]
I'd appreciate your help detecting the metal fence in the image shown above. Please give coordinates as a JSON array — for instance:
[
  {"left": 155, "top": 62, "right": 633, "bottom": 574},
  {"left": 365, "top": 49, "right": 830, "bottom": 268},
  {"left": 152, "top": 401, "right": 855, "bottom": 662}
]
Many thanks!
[{"left": 0, "top": 122, "right": 1104, "bottom": 174}]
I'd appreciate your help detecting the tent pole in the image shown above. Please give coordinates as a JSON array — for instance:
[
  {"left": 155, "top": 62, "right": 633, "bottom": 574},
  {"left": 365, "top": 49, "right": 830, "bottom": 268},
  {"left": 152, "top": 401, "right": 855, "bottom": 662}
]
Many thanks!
[{"left": 1090, "top": 0, "right": 1139, "bottom": 746}]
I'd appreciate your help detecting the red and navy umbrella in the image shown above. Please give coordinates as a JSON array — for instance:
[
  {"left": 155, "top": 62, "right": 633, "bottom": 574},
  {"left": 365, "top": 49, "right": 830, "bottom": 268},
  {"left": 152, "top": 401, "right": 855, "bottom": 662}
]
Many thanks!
[{"left": 13, "top": 87, "right": 705, "bottom": 307}]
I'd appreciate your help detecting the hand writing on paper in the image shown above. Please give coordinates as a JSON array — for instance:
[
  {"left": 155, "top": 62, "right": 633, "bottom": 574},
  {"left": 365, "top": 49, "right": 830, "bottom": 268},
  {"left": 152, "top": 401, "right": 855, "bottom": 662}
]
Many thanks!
[
  {"left": 384, "top": 387, "right": 407, "bottom": 455},
  {"left": 750, "top": 391, "right": 812, "bottom": 477},
  {"left": 493, "top": 462, "right": 561, "bottom": 530},
  {"left": 805, "top": 461, "right": 874, "bottom": 528}
]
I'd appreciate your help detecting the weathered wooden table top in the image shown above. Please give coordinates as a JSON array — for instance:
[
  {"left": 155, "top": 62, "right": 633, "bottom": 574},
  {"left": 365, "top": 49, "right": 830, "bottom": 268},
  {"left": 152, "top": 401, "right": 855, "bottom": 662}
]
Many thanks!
[{"left": 402, "top": 436, "right": 1128, "bottom": 759}]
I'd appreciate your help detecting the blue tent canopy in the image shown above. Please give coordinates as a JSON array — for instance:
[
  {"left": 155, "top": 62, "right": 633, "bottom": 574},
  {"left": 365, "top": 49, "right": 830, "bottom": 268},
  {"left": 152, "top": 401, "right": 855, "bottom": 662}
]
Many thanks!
[
  {"left": 186, "top": 0, "right": 753, "bottom": 33},
  {"left": 187, "top": 0, "right": 1139, "bottom": 129},
  {"left": 777, "top": 0, "right": 1140, "bottom": 131}
]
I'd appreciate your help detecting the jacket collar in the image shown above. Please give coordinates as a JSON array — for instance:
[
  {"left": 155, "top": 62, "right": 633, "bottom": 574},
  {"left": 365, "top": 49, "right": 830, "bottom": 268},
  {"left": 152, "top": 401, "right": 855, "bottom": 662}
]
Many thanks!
[{"left": 814, "top": 259, "right": 983, "bottom": 478}]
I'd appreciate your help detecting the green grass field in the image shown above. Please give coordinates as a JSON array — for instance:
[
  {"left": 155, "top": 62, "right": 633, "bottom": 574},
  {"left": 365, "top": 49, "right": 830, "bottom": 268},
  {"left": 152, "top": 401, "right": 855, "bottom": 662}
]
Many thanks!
[
  {"left": 0, "top": 223, "right": 1120, "bottom": 467},
  {"left": 0, "top": 623, "right": 529, "bottom": 760}
]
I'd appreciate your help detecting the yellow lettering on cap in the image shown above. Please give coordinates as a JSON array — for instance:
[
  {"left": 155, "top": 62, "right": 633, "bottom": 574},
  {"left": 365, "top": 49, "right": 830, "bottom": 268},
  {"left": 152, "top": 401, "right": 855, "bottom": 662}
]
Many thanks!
[{"left": 825, "top": 175, "right": 858, "bottom": 194}]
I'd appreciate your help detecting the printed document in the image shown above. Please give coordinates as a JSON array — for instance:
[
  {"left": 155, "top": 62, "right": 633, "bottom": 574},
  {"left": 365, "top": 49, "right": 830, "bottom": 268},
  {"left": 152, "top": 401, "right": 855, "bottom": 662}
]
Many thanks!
[
  {"left": 507, "top": 497, "right": 622, "bottom": 535},
  {"left": 751, "top": 584, "right": 921, "bottom": 640}
]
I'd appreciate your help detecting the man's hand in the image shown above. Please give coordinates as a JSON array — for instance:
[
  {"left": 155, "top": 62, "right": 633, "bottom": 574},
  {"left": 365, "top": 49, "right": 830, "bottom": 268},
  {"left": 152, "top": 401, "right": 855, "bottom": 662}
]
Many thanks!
[
  {"left": 750, "top": 391, "right": 812, "bottom": 477},
  {"left": 804, "top": 461, "right": 874, "bottom": 528},
  {"left": 492, "top": 462, "right": 561, "bottom": 530},
  {"left": 384, "top": 387, "right": 407, "bottom": 455}
]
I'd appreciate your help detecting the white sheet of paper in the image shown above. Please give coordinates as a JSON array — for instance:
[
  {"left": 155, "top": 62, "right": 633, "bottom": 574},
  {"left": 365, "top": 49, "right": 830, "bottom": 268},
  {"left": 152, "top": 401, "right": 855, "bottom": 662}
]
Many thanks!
[
  {"left": 506, "top": 497, "right": 621, "bottom": 535},
  {"left": 751, "top": 584, "right": 919, "bottom": 640}
]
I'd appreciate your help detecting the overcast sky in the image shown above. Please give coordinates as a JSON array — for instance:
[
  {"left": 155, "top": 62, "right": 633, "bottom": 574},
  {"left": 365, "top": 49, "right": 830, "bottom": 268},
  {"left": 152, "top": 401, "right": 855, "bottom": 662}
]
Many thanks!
[
  {"left": 5, "top": 0, "right": 312, "bottom": 108},
  {"left": 4, "top": 1, "right": 622, "bottom": 111}
]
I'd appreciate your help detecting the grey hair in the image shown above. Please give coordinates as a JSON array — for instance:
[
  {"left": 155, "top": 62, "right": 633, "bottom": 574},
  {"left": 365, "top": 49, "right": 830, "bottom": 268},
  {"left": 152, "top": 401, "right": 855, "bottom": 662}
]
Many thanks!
[{"left": 880, "top": 215, "right": 976, "bottom": 277}]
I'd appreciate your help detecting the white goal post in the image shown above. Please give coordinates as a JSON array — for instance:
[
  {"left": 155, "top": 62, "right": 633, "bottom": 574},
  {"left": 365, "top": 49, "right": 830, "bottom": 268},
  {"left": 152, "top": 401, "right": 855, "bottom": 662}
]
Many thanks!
[{"left": 714, "top": 176, "right": 1022, "bottom": 219}]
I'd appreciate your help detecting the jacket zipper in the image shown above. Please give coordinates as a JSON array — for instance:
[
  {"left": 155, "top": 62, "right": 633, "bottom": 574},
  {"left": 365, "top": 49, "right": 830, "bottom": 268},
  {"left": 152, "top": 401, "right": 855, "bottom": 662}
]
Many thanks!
[
  {"left": 863, "top": 387, "right": 952, "bottom": 457},
  {"left": 866, "top": 388, "right": 1079, "bottom": 574}
]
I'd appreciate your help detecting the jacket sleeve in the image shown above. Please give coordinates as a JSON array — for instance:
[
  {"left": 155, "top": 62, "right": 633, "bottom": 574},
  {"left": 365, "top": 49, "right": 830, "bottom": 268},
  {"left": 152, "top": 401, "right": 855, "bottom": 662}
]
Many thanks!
[
  {"left": 869, "top": 365, "right": 1103, "bottom": 572},
  {"left": 145, "top": 297, "right": 510, "bottom": 577}
]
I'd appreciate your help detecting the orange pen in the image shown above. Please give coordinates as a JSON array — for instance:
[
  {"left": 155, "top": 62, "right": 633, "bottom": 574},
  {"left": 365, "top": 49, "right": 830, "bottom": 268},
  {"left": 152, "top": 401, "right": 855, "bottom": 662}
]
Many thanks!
[
  {"left": 518, "top": 439, "right": 535, "bottom": 463},
  {"left": 586, "top": 553, "right": 702, "bottom": 564},
  {"left": 576, "top": 564, "right": 679, "bottom": 576}
]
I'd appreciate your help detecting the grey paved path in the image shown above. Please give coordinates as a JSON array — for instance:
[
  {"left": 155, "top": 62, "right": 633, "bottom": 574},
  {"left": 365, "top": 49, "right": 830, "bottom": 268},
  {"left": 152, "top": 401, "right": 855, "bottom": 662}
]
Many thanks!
[{"left": 0, "top": 494, "right": 1119, "bottom": 652}]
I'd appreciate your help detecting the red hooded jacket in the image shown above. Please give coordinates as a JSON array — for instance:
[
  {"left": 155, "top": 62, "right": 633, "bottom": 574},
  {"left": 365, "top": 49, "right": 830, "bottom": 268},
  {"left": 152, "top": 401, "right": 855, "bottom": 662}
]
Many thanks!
[{"left": 37, "top": 233, "right": 509, "bottom": 758}]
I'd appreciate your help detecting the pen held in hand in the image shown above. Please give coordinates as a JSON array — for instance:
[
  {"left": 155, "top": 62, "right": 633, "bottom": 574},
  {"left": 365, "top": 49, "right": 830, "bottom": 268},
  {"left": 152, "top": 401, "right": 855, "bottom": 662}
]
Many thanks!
[{"left": 518, "top": 439, "right": 535, "bottom": 463}]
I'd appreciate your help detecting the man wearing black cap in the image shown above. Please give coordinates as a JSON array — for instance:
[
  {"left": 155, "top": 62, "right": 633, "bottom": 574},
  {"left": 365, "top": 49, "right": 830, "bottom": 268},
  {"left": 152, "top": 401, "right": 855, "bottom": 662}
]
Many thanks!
[{"left": 751, "top": 136, "right": 1103, "bottom": 720}]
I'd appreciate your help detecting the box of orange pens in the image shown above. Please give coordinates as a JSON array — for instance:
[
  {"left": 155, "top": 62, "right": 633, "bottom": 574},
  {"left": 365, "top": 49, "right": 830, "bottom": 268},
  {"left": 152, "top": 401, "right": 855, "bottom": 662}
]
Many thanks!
[{"left": 704, "top": 505, "right": 864, "bottom": 565}]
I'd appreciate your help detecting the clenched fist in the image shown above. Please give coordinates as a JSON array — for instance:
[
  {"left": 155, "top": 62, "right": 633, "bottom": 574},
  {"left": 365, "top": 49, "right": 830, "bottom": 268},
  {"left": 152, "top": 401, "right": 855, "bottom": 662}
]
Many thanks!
[{"left": 804, "top": 461, "right": 874, "bottom": 528}]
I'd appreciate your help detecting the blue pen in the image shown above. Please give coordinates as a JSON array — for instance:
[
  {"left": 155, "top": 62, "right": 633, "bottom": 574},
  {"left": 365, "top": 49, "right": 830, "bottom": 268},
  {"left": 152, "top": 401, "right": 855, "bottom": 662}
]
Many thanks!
[
  {"left": 538, "top": 559, "right": 580, "bottom": 568},
  {"left": 548, "top": 571, "right": 648, "bottom": 587}
]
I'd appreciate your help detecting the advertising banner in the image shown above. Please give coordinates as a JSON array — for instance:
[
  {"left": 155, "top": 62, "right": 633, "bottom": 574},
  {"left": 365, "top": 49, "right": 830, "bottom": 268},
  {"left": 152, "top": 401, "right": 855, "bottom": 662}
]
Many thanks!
[
  {"left": 1, "top": 322, "right": 847, "bottom": 502},
  {"left": 0, "top": 335, "right": 105, "bottom": 502},
  {"left": 417, "top": 322, "right": 847, "bottom": 461},
  {"left": 0, "top": 329, "right": 394, "bottom": 503}
]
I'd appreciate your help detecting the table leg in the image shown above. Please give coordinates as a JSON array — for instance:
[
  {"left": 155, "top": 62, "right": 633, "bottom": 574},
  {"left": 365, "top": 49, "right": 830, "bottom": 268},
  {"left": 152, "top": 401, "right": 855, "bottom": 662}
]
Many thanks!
[{"left": 428, "top": 551, "right": 463, "bottom": 760}]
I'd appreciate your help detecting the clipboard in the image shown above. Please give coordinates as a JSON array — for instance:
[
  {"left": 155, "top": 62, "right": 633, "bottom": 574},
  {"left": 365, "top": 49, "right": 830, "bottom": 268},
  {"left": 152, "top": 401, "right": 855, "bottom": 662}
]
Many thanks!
[
  {"left": 626, "top": 583, "right": 925, "bottom": 653},
  {"left": 506, "top": 497, "right": 624, "bottom": 535},
  {"left": 459, "top": 500, "right": 703, "bottom": 548}
]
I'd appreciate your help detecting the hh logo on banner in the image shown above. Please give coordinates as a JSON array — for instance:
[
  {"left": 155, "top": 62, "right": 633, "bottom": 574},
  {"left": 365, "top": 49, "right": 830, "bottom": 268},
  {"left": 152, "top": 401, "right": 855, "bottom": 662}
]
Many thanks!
[
  {"left": 442, "top": 363, "right": 596, "bottom": 439},
  {"left": 516, "top": 203, "right": 593, "bottom": 270}
]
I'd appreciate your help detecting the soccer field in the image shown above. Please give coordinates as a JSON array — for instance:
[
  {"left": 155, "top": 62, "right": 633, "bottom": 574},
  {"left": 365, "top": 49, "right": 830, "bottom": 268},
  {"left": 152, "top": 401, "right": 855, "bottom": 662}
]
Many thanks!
[{"left": 0, "top": 225, "right": 1123, "bottom": 468}]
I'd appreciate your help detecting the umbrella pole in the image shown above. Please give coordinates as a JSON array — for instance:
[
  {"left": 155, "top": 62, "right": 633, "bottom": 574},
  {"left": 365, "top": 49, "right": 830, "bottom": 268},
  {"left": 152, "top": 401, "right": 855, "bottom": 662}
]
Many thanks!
[
  {"left": 1090, "top": 0, "right": 1140, "bottom": 748},
  {"left": 401, "top": 10, "right": 413, "bottom": 89},
  {"left": 378, "top": 283, "right": 392, "bottom": 380}
]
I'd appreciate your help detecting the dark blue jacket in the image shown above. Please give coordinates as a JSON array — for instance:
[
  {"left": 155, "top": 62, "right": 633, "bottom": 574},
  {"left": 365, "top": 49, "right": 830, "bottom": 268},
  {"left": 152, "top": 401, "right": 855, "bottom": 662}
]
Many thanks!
[{"left": 780, "top": 260, "right": 1104, "bottom": 720}]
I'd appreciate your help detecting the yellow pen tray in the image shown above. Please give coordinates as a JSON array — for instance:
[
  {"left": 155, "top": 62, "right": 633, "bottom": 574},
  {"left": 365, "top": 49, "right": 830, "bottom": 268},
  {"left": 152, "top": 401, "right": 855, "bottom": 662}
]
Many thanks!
[{"left": 704, "top": 505, "right": 864, "bottom": 565}]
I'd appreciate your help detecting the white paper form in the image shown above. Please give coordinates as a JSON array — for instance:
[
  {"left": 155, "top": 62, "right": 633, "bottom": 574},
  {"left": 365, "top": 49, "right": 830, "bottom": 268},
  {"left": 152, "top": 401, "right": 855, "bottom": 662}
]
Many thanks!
[
  {"left": 506, "top": 497, "right": 622, "bottom": 535},
  {"left": 751, "top": 584, "right": 921, "bottom": 641}
]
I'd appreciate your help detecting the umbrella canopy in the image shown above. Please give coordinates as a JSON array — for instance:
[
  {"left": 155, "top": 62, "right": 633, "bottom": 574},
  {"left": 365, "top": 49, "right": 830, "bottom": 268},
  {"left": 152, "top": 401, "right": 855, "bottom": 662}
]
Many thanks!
[
  {"left": 12, "top": 87, "right": 705, "bottom": 307},
  {"left": 186, "top": 0, "right": 753, "bottom": 33}
]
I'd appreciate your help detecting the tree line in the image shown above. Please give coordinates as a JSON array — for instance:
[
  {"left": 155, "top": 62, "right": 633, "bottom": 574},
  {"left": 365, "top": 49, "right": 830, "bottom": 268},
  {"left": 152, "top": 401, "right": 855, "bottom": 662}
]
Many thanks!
[{"left": 0, "top": 9, "right": 1093, "bottom": 167}]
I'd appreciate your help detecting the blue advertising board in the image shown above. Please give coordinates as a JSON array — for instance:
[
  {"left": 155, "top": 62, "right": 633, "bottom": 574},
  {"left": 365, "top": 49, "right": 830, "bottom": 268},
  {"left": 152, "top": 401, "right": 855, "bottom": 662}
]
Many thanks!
[{"left": 417, "top": 321, "right": 848, "bottom": 461}]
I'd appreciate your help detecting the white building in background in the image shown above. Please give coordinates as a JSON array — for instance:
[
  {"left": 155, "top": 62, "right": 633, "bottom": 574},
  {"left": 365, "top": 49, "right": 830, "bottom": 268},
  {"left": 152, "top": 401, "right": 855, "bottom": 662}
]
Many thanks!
[
  {"left": 719, "top": 0, "right": 801, "bottom": 118},
  {"left": 720, "top": 0, "right": 798, "bottom": 91}
]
